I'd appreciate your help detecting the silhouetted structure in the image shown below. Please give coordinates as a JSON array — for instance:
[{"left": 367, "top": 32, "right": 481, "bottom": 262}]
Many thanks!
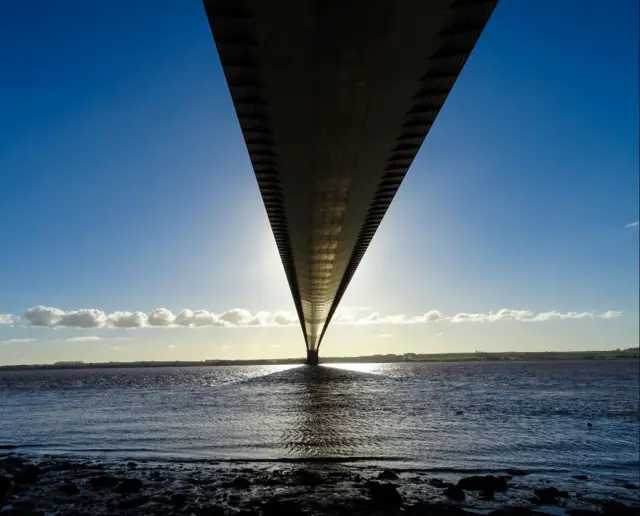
[{"left": 203, "top": 0, "right": 498, "bottom": 363}]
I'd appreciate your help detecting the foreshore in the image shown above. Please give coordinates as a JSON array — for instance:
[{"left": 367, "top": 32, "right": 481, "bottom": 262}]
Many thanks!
[{"left": 1, "top": 454, "right": 638, "bottom": 515}]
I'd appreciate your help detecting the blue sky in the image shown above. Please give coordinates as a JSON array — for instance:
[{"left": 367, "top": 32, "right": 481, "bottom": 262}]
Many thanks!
[{"left": 0, "top": 0, "right": 637, "bottom": 365}]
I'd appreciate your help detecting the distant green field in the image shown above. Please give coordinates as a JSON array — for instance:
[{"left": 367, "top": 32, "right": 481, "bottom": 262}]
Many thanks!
[{"left": 323, "top": 349, "right": 639, "bottom": 363}]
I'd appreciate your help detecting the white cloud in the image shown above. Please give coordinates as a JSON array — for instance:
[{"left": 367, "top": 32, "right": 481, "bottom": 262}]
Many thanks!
[
  {"left": 599, "top": 310, "right": 621, "bottom": 319},
  {"left": 0, "top": 338, "right": 36, "bottom": 344},
  {"left": 0, "top": 314, "right": 16, "bottom": 326},
  {"left": 107, "top": 311, "right": 147, "bottom": 328},
  {"left": 18, "top": 306, "right": 622, "bottom": 330},
  {"left": 23, "top": 306, "right": 107, "bottom": 328},
  {"left": 218, "top": 308, "right": 253, "bottom": 326},
  {"left": 625, "top": 221, "right": 638, "bottom": 228},
  {"left": 65, "top": 336, "right": 103, "bottom": 342},
  {"left": 148, "top": 308, "right": 175, "bottom": 326},
  {"left": 272, "top": 310, "right": 299, "bottom": 326},
  {"left": 175, "top": 309, "right": 223, "bottom": 327}
]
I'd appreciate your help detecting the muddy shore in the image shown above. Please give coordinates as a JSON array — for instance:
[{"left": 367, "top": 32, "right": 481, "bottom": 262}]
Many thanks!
[{"left": 1, "top": 454, "right": 638, "bottom": 515}]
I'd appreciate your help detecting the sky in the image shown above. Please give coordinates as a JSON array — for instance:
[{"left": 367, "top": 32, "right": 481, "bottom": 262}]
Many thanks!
[{"left": 0, "top": 0, "right": 638, "bottom": 365}]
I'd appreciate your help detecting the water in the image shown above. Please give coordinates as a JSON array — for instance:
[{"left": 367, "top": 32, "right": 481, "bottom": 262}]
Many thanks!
[{"left": 0, "top": 360, "right": 638, "bottom": 488}]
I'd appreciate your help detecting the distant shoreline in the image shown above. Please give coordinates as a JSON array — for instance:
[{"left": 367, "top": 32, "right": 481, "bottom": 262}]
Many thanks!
[{"left": 0, "top": 349, "right": 637, "bottom": 371}]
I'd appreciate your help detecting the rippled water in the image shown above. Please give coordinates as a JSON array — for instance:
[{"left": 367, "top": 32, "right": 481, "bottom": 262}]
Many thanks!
[{"left": 1, "top": 361, "right": 638, "bottom": 487}]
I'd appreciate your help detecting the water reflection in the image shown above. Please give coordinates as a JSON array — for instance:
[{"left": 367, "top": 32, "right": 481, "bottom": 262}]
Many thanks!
[
  {"left": 324, "top": 363, "right": 388, "bottom": 375},
  {"left": 280, "top": 366, "right": 384, "bottom": 459}
]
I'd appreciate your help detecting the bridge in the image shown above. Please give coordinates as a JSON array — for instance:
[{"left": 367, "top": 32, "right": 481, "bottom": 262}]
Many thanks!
[{"left": 203, "top": 0, "right": 498, "bottom": 365}]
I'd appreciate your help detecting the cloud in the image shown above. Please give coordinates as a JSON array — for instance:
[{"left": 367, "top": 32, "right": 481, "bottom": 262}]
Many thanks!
[
  {"left": 0, "top": 338, "right": 37, "bottom": 344},
  {"left": 19, "top": 306, "right": 621, "bottom": 330},
  {"left": 625, "top": 221, "right": 638, "bottom": 228},
  {"left": 107, "top": 311, "right": 147, "bottom": 328},
  {"left": 65, "top": 336, "right": 103, "bottom": 342},
  {"left": 0, "top": 314, "right": 17, "bottom": 326},
  {"left": 23, "top": 306, "right": 107, "bottom": 328},
  {"left": 376, "top": 334, "right": 394, "bottom": 339},
  {"left": 177, "top": 309, "right": 223, "bottom": 327},
  {"left": 148, "top": 308, "right": 175, "bottom": 326}
]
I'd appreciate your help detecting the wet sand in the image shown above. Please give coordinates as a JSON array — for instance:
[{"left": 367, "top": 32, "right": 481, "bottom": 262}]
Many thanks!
[{"left": 1, "top": 454, "right": 638, "bottom": 515}]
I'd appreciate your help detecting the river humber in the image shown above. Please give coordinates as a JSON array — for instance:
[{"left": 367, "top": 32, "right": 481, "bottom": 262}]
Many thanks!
[{"left": 0, "top": 360, "right": 638, "bottom": 514}]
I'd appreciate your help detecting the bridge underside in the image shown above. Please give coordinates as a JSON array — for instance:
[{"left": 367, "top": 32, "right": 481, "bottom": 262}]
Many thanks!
[{"left": 204, "top": 0, "right": 497, "bottom": 355}]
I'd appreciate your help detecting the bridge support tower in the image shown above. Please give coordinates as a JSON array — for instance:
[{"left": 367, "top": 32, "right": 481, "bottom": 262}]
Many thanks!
[{"left": 306, "top": 350, "right": 319, "bottom": 366}]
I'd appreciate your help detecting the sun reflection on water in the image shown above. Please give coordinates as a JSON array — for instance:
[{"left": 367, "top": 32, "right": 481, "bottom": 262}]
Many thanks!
[{"left": 323, "top": 362, "right": 387, "bottom": 375}]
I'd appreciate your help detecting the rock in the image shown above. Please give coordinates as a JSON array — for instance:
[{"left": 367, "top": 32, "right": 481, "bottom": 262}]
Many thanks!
[
  {"left": 227, "top": 494, "right": 241, "bottom": 506},
  {"left": 532, "top": 487, "right": 569, "bottom": 504},
  {"left": 195, "top": 505, "right": 226, "bottom": 516},
  {"left": 57, "top": 482, "right": 79, "bottom": 496},
  {"left": 149, "top": 471, "right": 165, "bottom": 481},
  {"left": 0, "top": 508, "right": 44, "bottom": 516},
  {"left": 229, "top": 476, "right": 250, "bottom": 489},
  {"left": 294, "top": 469, "right": 324, "bottom": 486},
  {"left": 0, "top": 500, "right": 44, "bottom": 516},
  {"left": 0, "top": 456, "right": 24, "bottom": 472},
  {"left": 572, "top": 475, "right": 590, "bottom": 480},
  {"left": 377, "top": 469, "right": 399, "bottom": 480},
  {"left": 506, "top": 469, "right": 529, "bottom": 476},
  {"left": 118, "top": 496, "right": 149, "bottom": 509},
  {"left": 457, "top": 475, "right": 508, "bottom": 492},
  {"left": 366, "top": 481, "right": 402, "bottom": 505},
  {"left": 126, "top": 461, "right": 138, "bottom": 470},
  {"left": 601, "top": 500, "right": 638, "bottom": 516},
  {"left": 406, "top": 503, "right": 467, "bottom": 515},
  {"left": 444, "top": 484, "right": 466, "bottom": 501},
  {"left": 488, "top": 508, "right": 535, "bottom": 516},
  {"left": 0, "top": 474, "right": 11, "bottom": 498},
  {"left": 479, "top": 489, "right": 495, "bottom": 500},
  {"left": 116, "top": 478, "right": 144, "bottom": 494},
  {"left": 171, "top": 493, "right": 187, "bottom": 507},
  {"left": 621, "top": 482, "right": 639, "bottom": 490},
  {"left": 89, "top": 474, "right": 119, "bottom": 489},
  {"left": 566, "top": 509, "right": 599, "bottom": 516},
  {"left": 262, "top": 500, "right": 305, "bottom": 516},
  {"left": 13, "top": 465, "right": 41, "bottom": 485},
  {"left": 429, "top": 478, "right": 452, "bottom": 488}
]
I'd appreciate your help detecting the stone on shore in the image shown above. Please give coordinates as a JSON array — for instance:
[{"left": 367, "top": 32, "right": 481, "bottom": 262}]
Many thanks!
[
  {"left": 229, "top": 476, "right": 251, "bottom": 489},
  {"left": 57, "top": 481, "right": 79, "bottom": 496},
  {"left": 116, "top": 477, "right": 144, "bottom": 494},
  {"left": 377, "top": 469, "right": 399, "bottom": 480},
  {"left": 88, "top": 474, "right": 118, "bottom": 490},
  {"left": 457, "top": 475, "right": 509, "bottom": 492},
  {"left": 365, "top": 480, "right": 402, "bottom": 505},
  {"left": 13, "top": 465, "right": 41, "bottom": 485},
  {"left": 294, "top": 469, "right": 324, "bottom": 486},
  {"left": 1, "top": 475, "right": 12, "bottom": 498},
  {"left": 444, "top": 484, "right": 466, "bottom": 501},
  {"left": 532, "top": 486, "right": 569, "bottom": 504}
]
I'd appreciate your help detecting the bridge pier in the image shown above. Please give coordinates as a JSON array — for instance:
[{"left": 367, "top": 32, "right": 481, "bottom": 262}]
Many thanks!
[{"left": 306, "top": 350, "right": 319, "bottom": 366}]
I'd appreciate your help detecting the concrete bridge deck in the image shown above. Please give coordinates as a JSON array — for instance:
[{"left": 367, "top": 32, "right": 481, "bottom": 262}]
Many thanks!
[{"left": 203, "top": 0, "right": 498, "bottom": 364}]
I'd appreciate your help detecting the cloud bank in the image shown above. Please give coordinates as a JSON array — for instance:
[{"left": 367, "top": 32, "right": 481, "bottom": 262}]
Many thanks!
[
  {"left": 6, "top": 305, "right": 620, "bottom": 330},
  {"left": 625, "top": 221, "right": 638, "bottom": 228},
  {"left": 0, "top": 314, "right": 16, "bottom": 326}
]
